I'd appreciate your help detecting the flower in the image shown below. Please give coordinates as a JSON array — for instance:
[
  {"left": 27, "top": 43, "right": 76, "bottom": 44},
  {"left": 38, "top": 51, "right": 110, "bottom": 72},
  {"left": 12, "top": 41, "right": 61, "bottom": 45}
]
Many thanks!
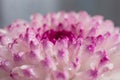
[{"left": 0, "top": 11, "right": 120, "bottom": 80}]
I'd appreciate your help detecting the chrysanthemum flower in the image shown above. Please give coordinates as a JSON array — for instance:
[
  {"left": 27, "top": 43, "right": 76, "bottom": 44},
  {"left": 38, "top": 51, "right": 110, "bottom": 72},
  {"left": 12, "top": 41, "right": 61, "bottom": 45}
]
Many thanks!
[{"left": 0, "top": 11, "right": 120, "bottom": 80}]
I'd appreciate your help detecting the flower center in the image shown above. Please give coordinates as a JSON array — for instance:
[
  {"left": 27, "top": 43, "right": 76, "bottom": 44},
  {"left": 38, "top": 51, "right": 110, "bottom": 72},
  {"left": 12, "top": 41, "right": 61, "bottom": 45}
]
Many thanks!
[{"left": 42, "top": 29, "right": 75, "bottom": 43}]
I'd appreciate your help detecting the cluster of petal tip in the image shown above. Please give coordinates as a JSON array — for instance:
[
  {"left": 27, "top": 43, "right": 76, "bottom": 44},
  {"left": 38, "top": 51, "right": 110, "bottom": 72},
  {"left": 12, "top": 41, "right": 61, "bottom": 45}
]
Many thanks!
[{"left": 0, "top": 11, "right": 120, "bottom": 80}]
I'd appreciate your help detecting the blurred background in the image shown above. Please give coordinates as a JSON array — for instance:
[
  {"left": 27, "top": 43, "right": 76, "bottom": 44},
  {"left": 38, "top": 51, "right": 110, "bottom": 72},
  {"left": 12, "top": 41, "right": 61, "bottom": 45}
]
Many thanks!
[{"left": 0, "top": 0, "right": 120, "bottom": 27}]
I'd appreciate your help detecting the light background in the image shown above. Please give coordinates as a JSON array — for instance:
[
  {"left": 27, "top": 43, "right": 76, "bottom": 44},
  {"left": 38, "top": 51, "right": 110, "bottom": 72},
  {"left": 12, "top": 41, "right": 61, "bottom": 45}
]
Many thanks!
[{"left": 0, "top": 0, "right": 120, "bottom": 27}]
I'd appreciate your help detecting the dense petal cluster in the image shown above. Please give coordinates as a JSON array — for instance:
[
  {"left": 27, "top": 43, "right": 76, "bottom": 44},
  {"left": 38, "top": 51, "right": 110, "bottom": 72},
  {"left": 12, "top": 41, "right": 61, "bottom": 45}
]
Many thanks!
[{"left": 0, "top": 11, "right": 120, "bottom": 80}]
